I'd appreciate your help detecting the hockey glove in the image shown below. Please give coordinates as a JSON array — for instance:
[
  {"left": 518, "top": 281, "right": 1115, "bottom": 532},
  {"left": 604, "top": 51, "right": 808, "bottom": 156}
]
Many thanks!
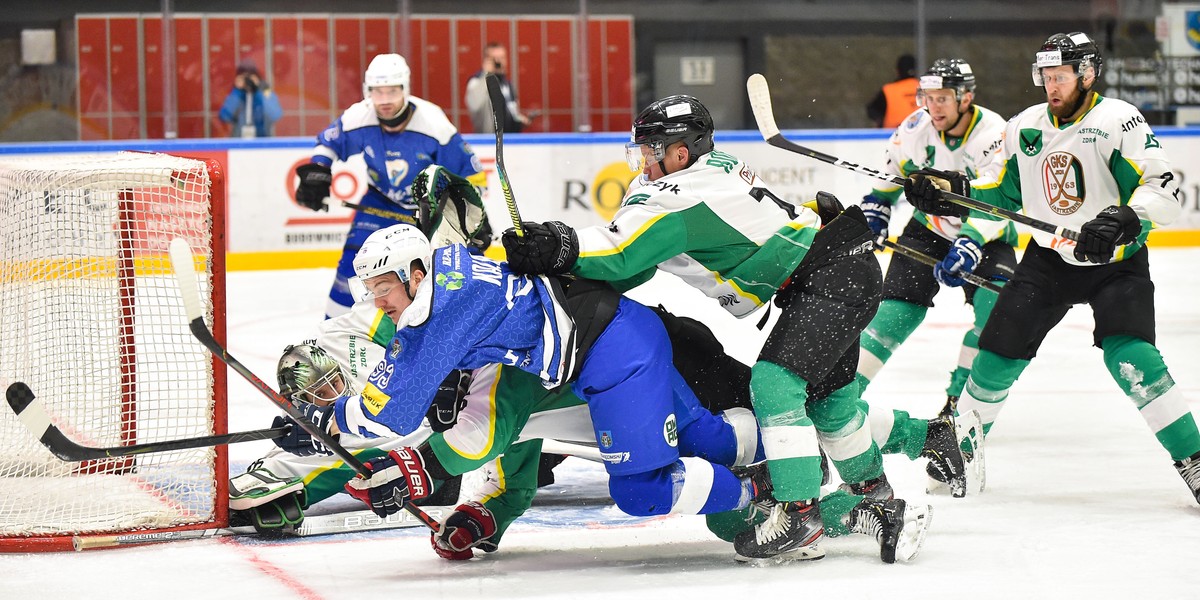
[
  {"left": 1073, "top": 205, "right": 1141, "bottom": 264},
  {"left": 934, "top": 237, "right": 984, "bottom": 288},
  {"left": 413, "top": 165, "right": 493, "bottom": 251},
  {"left": 501, "top": 221, "right": 579, "bottom": 275},
  {"left": 426, "top": 370, "right": 471, "bottom": 433},
  {"left": 800, "top": 191, "right": 845, "bottom": 227},
  {"left": 903, "top": 168, "right": 970, "bottom": 218},
  {"left": 295, "top": 163, "right": 332, "bottom": 212},
  {"left": 228, "top": 467, "right": 307, "bottom": 534},
  {"left": 431, "top": 501, "right": 499, "bottom": 560},
  {"left": 344, "top": 446, "right": 432, "bottom": 518},
  {"left": 860, "top": 194, "right": 892, "bottom": 241},
  {"left": 271, "top": 403, "right": 336, "bottom": 456}
]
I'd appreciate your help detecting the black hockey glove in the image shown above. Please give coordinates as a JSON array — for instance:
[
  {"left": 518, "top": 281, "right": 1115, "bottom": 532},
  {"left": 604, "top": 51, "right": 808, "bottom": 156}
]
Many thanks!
[
  {"left": 295, "top": 163, "right": 332, "bottom": 212},
  {"left": 501, "top": 221, "right": 579, "bottom": 275},
  {"left": 426, "top": 370, "right": 471, "bottom": 433},
  {"left": 1073, "top": 205, "right": 1141, "bottom": 264},
  {"left": 271, "top": 403, "right": 336, "bottom": 456},
  {"left": 903, "top": 168, "right": 970, "bottom": 218}
]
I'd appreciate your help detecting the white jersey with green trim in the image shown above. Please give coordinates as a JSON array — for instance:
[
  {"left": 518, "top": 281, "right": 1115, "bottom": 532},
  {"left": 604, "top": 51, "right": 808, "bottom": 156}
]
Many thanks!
[
  {"left": 315, "top": 302, "right": 394, "bottom": 392},
  {"left": 972, "top": 94, "right": 1182, "bottom": 266},
  {"left": 572, "top": 150, "right": 822, "bottom": 318},
  {"left": 871, "top": 105, "right": 1011, "bottom": 244}
]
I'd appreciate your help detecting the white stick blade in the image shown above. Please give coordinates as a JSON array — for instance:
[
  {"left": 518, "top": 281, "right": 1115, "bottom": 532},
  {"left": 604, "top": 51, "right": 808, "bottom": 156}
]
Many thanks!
[
  {"left": 168, "top": 238, "right": 204, "bottom": 321},
  {"left": 746, "top": 73, "right": 781, "bottom": 140}
]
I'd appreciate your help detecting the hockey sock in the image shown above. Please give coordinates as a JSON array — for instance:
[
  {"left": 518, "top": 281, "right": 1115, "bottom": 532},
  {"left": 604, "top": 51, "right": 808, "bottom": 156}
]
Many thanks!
[
  {"left": 857, "top": 299, "right": 928, "bottom": 391},
  {"left": 948, "top": 285, "right": 1000, "bottom": 397},
  {"left": 817, "top": 489, "right": 867, "bottom": 538},
  {"left": 957, "top": 349, "right": 1029, "bottom": 434},
  {"left": 1103, "top": 335, "right": 1200, "bottom": 461},
  {"left": 810, "top": 381, "right": 883, "bottom": 484},
  {"left": 749, "top": 361, "right": 822, "bottom": 501}
]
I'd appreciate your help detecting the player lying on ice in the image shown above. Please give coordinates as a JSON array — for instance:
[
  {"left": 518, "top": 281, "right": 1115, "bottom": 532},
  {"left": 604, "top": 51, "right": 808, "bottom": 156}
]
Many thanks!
[{"left": 257, "top": 217, "right": 931, "bottom": 564}]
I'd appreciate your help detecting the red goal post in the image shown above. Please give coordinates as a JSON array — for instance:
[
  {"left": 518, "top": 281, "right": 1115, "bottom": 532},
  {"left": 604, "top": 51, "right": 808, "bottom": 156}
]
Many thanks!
[{"left": 0, "top": 152, "right": 228, "bottom": 552}]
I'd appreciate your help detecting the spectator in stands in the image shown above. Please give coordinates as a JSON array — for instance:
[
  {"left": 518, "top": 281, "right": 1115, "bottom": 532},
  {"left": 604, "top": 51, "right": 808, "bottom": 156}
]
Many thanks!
[
  {"left": 464, "top": 42, "right": 530, "bottom": 133},
  {"left": 866, "top": 54, "right": 918, "bottom": 128},
  {"left": 219, "top": 60, "right": 283, "bottom": 138}
]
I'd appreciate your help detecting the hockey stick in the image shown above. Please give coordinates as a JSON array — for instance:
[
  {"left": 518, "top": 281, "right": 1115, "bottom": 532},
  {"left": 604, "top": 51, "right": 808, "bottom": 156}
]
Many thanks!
[
  {"left": 341, "top": 201, "right": 417, "bottom": 225},
  {"left": 877, "top": 239, "right": 1003, "bottom": 293},
  {"left": 485, "top": 73, "right": 524, "bottom": 237},
  {"left": 745, "top": 74, "right": 1081, "bottom": 242},
  {"left": 168, "top": 239, "right": 440, "bottom": 532},
  {"left": 71, "top": 505, "right": 453, "bottom": 551},
  {"left": 4, "top": 382, "right": 287, "bottom": 461}
]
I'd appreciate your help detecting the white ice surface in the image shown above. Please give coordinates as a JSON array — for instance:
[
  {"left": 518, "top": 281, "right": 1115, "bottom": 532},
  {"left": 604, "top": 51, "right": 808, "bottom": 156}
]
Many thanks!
[{"left": 3, "top": 248, "right": 1198, "bottom": 599}]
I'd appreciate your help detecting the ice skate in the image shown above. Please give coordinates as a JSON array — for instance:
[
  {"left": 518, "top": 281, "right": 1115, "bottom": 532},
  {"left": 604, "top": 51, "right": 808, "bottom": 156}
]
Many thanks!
[
  {"left": 733, "top": 500, "right": 825, "bottom": 563},
  {"left": 847, "top": 498, "right": 932, "bottom": 564},
  {"left": 837, "top": 473, "right": 894, "bottom": 501},
  {"left": 922, "top": 412, "right": 968, "bottom": 497},
  {"left": 1175, "top": 451, "right": 1200, "bottom": 505}
]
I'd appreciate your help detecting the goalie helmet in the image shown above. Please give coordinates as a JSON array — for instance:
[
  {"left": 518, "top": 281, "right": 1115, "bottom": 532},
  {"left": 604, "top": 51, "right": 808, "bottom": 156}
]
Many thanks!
[
  {"left": 349, "top": 224, "right": 432, "bottom": 301},
  {"left": 1032, "top": 32, "right": 1102, "bottom": 87},
  {"left": 626, "top": 95, "right": 715, "bottom": 171},
  {"left": 277, "top": 342, "right": 349, "bottom": 407}
]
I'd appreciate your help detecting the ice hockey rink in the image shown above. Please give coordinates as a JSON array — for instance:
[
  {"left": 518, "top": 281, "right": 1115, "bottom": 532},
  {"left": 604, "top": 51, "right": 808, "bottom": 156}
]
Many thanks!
[{"left": 3, "top": 247, "right": 1198, "bottom": 600}]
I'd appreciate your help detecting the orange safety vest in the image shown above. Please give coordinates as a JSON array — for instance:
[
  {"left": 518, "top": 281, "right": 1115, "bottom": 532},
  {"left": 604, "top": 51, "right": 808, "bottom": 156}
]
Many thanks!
[{"left": 882, "top": 78, "right": 919, "bottom": 128}]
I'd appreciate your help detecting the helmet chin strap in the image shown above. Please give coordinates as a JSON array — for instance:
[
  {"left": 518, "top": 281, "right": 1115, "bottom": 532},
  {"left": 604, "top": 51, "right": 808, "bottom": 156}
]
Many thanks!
[{"left": 379, "top": 102, "right": 413, "bottom": 128}]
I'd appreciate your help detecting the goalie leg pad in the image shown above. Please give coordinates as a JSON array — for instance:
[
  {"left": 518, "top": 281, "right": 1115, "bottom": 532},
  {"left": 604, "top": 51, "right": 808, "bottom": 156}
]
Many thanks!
[{"left": 229, "top": 467, "right": 308, "bottom": 534}]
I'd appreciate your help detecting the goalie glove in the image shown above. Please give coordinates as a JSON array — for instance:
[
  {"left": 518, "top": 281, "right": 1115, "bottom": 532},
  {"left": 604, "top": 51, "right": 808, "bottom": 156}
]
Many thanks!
[
  {"left": 295, "top": 163, "right": 332, "bottom": 212},
  {"left": 228, "top": 467, "right": 307, "bottom": 534},
  {"left": 934, "top": 237, "right": 984, "bottom": 288},
  {"left": 271, "top": 403, "right": 337, "bottom": 456},
  {"left": 412, "top": 165, "right": 493, "bottom": 251},
  {"left": 344, "top": 446, "right": 432, "bottom": 518},
  {"left": 426, "top": 370, "right": 471, "bottom": 433},
  {"left": 431, "top": 501, "right": 499, "bottom": 560},
  {"left": 903, "top": 168, "right": 970, "bottom": 218}
]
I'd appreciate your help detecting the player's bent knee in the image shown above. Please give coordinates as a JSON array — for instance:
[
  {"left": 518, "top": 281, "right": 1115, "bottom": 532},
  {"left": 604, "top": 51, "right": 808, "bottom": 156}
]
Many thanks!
[{"left": 608, "top": 466, "right": 675, "bottom": 516}]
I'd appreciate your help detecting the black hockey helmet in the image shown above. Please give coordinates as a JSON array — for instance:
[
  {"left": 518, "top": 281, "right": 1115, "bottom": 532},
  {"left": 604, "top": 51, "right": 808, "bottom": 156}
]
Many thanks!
[
  {"left": 1032, "top": 32, "right": 1102, "bottom": 87},
  {"left": 625, "top": 95, "right": 714, "bottom": 170},
  {"left": 919, "top": 58, "right": 976, "bottom": 107}
]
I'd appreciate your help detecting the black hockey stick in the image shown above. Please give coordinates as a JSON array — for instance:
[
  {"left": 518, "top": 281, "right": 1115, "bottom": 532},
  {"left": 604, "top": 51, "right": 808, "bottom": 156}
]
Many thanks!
[
  {"left": 341, "top": 201, "right": 417, "bottom": 225},
  {"left": 746, "top": 74, "right": 1081, "bottom": 242},
  {"left": 71, "top": 504, "right": 452, "bottom": 551},
  {"left": 878, "top": 239, "right": 1004, "bottom": 293},
  {"left": 168, "top": 239, "right": 440, "bottom": 533},
  {"left": 485, "top": 73, "right": 524, "bottom": 237},
  {"left": 4, "top": 382, "right": 287, "bottom": 461}
]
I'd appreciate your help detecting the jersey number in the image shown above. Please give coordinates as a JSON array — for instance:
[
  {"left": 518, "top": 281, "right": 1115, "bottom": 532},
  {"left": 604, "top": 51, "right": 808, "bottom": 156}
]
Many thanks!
[{"left": 748, "top": 186, "right": 798, "bottom": 219}]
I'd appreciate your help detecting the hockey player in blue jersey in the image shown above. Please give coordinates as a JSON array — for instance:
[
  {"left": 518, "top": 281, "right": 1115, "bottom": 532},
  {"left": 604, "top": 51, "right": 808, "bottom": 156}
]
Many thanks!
[{"left": 293, "top": 53, "right": 489, "bottom": 318}]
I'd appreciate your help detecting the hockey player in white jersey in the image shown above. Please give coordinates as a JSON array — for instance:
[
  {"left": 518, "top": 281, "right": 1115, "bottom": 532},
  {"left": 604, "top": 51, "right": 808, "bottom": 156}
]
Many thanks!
[
  {"left": 905, "top": 32, "right": 1200, "bottom": 505},
  {"left": 856, "top": 58, "right": 1012, "bottom": 496},
  {"left": 292, "top": 53, "right": 489, "bottom": 318}
]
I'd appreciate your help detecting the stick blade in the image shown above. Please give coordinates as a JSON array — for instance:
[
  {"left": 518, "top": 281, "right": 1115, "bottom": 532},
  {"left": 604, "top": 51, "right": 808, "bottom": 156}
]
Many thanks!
[
  {"left": 6, "top": 382, "right": 97, "bottom": 461},
  {"left": 168, "top": 238, "right": 204, "bottom": 322},
  {"left": 746, "top": 73, "right": 781, "bottom": 140}
]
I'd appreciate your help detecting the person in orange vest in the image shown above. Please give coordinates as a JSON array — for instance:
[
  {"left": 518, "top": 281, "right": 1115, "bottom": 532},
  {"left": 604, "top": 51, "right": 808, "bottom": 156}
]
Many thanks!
[{"left": 866, "top": 54, "right": 918, "bottom": 128}]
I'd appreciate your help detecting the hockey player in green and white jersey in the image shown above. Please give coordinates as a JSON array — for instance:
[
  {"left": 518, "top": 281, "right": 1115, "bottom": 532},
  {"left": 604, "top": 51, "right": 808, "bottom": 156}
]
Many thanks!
[
  {"left": 502, "top": 95, "right": 933, "bottom": 563},
  {"left": 856, "top": 58, "right": 1014, "bottom": 496},
  {"left": 905, "top": 32, "right": 1200, "bottom": 505}
]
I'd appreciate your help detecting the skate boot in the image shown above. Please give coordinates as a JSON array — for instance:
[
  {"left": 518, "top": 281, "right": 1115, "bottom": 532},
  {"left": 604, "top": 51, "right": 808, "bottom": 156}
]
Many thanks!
[
  {"left": 939, "top": 395, "right": 958, "bottom": 418},
  {"left": 1175, "top": 451, "right": 1200, "bottom": 505},
  {"left": 922, "top": 413, "right": 968, "bottom": 498},
  {"left": 734, "top": 499, "right": 825, "bottom": 563},
  {"left": 846, "top": 498, "right": 932, "bottom": 564},
  {"left": 732, "top": 460, "right": 776, "bottom": 512},
  {"left": 837, "top": 473, "right": 894, "bottom": 501}
]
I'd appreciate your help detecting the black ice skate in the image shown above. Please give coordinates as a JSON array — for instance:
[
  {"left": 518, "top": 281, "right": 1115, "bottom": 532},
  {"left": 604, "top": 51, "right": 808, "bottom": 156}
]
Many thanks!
[
  {"left": 846, "top": 498, "right": 932, "bottom": 564},
  {"left": 733, "top": 499, "right": 825, "bottom": 563},
  {"left": 837, "top": 473, "right": 894, "bottom": 501},
  {"left": 923, "top": 411, "right": 969, "bottom": 497},
  {"left": 1175, "top": 451, "right": 1200, "bottom": 505}
]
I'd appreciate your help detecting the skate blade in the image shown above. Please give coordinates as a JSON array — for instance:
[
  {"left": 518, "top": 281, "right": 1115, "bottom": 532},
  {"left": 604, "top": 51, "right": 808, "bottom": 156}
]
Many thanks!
[
  {"left": 894, "top": 503, "right": 933, "bottom": 563},
  {"left": 957, "top": 410, "right": 986, "bottom": 494},
  {"left": 735, "top": 543, "right": 825, "bottom": 565}
]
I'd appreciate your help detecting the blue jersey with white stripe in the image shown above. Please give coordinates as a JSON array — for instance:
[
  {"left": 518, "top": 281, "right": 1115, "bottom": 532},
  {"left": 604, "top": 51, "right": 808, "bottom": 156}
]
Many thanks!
[{"left": 334, "top": 244, "right": 575, "bottom": 437}]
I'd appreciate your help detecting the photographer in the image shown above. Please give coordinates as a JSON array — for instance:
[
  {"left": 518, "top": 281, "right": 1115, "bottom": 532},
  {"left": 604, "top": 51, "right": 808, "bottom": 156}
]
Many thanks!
[
  {"left": 219, "top": 59, "right": 283, "bottom": 138},
  {"left": 464, "top": 42, "right": 530, "bottom": 133}
]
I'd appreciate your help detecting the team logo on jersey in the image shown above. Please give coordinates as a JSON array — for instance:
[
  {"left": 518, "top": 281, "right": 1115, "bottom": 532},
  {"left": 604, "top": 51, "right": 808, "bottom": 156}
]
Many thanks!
[
  {"left": 599, "top": 430, "right": 614, "bottom": 449},
  {"left": 921, "top": 145, "right": 936, "bottom": 169},
  {"left": 1019, "top": 129, "right": 1043, "bottom": 156},
  {"left": 435, "top": 271, "right": 465, "bottom": 291},
  {"left": 904, "top": 112, "right": 922, "bottom": 130},
  {"left": 388, "top": 338, "right": 403, "bottom": 358},
  {"left": 663, "top": 414, "right": 678, "bottom": 447},
  {"left": 1041, "top": 151, "right": 1087, "bottom": 215},
  {"left": 368, "top": 361, "right": 395, "bottom": 389},
  {"left": 624, "top": 193, "right": 651, "bottom": 207},
  {"left": 1145, "top": 133, "right": 1161, "bottom": 149}
]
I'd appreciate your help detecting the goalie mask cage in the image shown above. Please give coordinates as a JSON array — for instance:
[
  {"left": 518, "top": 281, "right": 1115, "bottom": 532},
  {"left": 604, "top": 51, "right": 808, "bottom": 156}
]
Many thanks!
[{"left": 0, "top": 152, "right": 227, "bottom": 552}]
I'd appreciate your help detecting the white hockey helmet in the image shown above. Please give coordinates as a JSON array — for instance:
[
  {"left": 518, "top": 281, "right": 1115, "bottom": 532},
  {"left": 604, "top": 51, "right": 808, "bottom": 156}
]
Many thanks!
[
  {"left": 363, "top": 53, "right": 411, "bottom": 100},
  {"left": 276, "top": 341, "right": 350, "bottom": 407},
  {"left": 349, "top": 224, "right": 432, "bottom": 301}
]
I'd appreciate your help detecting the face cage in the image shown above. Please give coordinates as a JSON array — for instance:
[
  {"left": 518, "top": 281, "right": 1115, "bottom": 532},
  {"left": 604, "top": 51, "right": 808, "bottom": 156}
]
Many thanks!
[
  {"left": 292, "top": 368, "right": 349, "bottom": 406},
  {"left": 348, "top": 269, "right": 410, "bottom": 303},
  {"left": 624, "top": 139, "right": 669, "bottom": 171}
]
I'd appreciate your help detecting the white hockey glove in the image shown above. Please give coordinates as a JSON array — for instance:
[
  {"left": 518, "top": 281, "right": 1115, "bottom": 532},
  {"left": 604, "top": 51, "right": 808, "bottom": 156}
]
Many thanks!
[{"left": 412, "top": 165, "right": 492, "bottom": 251}]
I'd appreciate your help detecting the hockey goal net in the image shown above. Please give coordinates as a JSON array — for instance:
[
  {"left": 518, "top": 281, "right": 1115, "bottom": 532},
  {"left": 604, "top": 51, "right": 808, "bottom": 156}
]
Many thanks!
[{"left": 0, "top": 152, "right": 227, "bottom": 552}]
